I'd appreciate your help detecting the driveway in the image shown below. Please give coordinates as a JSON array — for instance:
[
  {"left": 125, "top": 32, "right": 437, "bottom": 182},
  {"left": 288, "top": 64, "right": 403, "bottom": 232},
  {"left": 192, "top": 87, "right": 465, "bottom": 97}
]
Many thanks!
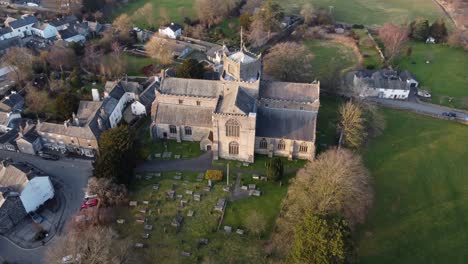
[
  {"left": 0, "top": 150, "right": 92, "bottom": 264},
  {"left": 369, "top": 98, "right": 468, "bottom": 120}
]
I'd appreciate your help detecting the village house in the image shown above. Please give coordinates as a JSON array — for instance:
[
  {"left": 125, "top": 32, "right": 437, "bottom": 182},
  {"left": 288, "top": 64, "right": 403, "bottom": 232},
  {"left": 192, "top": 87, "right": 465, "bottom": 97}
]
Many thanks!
[
  {"left": 353, "top": 69, "right": 418, "bottom": 100},
  {"left": 151, "top": 43, "right": 320, "bottom": 163},
  {"left": 16, "top": 121, "right": 42, "bottom": 155},
  {"left": 158, "top": 23, "right": 182, "bottom": 39},
  {"left": 4, "top": 15, "right": 38, "bottom": 38},
  {"left": 0, "top": 161, "right": 54, "bottom": 233},
  {"left": 31, "top": 22, "right": 58, "bottom": 39}
]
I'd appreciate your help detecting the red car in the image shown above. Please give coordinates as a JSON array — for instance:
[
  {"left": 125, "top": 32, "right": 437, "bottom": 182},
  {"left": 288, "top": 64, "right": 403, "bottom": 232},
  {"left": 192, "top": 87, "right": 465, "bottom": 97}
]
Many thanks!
[{"left": 81, "top": 198, "right": 98, "bottom": 209}]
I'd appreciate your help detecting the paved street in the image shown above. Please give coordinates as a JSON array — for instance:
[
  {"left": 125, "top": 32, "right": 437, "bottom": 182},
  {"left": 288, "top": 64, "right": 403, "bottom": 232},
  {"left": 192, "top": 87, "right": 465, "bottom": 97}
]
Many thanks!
[
  {"left": 0, "top": 150, "right": 92, "bottom": 264},
  {"left": 369, "top": 98, "right": 468, "bottom": 120}
]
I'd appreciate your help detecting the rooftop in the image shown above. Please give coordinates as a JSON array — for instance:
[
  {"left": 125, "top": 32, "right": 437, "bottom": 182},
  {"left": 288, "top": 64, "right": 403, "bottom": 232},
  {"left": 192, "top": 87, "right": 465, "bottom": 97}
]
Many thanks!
[
  {"left": 260, "top": 81, "right": 320, "bottom": 103},
  {"left": 155, "top": 104, "right": 213, "bottom": 128},
  {"left": 8, "top": 16, "right": 38, "bottom": 29},
  {"left": 160, "top": 78, "right": 222, "bottom": 98}
]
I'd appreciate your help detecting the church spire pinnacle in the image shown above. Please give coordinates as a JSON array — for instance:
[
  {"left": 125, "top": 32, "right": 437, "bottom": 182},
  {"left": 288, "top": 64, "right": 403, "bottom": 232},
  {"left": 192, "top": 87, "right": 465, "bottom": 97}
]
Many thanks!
[{"left": 240, "top": 26, "right": 244, "bottom": 52}]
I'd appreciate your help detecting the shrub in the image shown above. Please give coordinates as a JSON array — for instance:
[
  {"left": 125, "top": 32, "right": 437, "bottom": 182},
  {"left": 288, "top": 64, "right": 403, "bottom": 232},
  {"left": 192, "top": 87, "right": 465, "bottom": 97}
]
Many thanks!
[
  {"left": 205, "top": 170, "right": 223, "bottom": 181},
  {"left": 266, "top": 157, "right": 284, "bottom": 182}
]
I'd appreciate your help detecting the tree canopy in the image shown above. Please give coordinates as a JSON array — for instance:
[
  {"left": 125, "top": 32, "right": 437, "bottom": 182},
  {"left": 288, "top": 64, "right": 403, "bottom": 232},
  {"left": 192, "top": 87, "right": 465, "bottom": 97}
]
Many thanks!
[
  {"left": 55, "top": 91, "right": 80, "bottom": 121},
  {"left": 176, "top": 58, "right": 205, "bottom": 79},
  {"left": 338, "top": 101, "right": 366, "bottom": 149},
  {"left": 93, "top": 125, "right": 136, "bottom": 184},
  {"left": 288, "top": 213, "right": 354, "bottom": 264}
]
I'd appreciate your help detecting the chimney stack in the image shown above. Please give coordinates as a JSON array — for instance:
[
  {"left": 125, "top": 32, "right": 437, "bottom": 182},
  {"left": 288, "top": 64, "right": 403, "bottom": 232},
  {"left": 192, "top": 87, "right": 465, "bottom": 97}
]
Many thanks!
[{"left": 92, "top": 89, "right": 100, "bottom": 102}]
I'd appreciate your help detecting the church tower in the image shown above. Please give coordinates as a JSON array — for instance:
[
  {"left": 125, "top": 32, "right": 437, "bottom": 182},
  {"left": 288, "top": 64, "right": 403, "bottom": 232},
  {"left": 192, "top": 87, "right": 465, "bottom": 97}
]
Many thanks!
[{"left": 221, "top": 28, "right": 262, "bottom": 83}]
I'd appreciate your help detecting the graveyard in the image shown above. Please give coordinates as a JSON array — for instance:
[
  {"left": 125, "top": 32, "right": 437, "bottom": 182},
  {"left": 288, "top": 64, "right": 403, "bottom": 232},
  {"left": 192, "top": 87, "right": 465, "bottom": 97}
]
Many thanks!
[{"left": 115, "top": 170, "right": 272, "bottom": 263}]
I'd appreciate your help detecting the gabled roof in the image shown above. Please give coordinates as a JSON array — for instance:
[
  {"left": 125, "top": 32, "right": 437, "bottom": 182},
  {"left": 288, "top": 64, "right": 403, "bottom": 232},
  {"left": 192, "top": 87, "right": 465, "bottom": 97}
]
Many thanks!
[
  {"left": 155, "top": 104, "right": 213, "bottom": 128},
  {"left": 76, "top": 101, "right": 102, "bottom": 126},
  {"left": 8, "top": 16, "right": 38, "bottom": 29},
  {"left": 0, "top": 27, "right": 12, "bottom": 35},
  {"left": 0, "top": 93, "right": 24, "bottom": 111},
  {"left": 0, "top": 162, "right": 31, "bottom": 193},
  {"left": 58, "top": 28, "right": 80, "bottom": 39},
  {"left": 160, "top": 78, "right": 222, "bottom": 98},
  {"left": 218, "top": 86, "right": 255, "bottom": 115},
  {"left": 20, "top": 176, "right": 54, "bottom": 213},
  {"left": 168, "top": 23, "right": 182, "bottom": 32},
  {"left": 260, "top": 81, "right": 319, "bottom": 103}
]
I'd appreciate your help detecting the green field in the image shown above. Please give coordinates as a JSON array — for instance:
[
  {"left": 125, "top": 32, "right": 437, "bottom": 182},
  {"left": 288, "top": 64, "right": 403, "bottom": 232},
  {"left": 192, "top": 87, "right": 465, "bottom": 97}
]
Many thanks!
[
  {"left": 353, "top": 29, "right": 383, "bottom": 69},
  {"left": 282, "top": 0, "right": 447, "bottom": 26},
  {"left": 396, "top": 42, "right": 468, "bottom": 109},
  {"left": 358, "top": 109, "right": 468, "bottom": 263},
  {"left": 111, "top": 0, "right": 194, "bottom": 28},
  {"left": 304, "top": 39, "right": 360, "bottom": 84}
]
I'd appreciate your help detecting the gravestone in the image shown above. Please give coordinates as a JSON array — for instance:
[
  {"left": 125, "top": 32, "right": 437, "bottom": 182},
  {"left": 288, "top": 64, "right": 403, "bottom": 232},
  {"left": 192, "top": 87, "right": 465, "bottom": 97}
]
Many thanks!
[
  {"left": 198, "top": 238, "right": 209, "bottom": 245},
  {"left": 243, "top": 162, "right": 249, "bottom": 167},
  {"left": 181, "top": 251, "right": 191, "bottom": 257},
  {"left": 224, "top": 226, "right": 232, "bottom": 233},
  {"left": 116, "top": 219, "right": 126, "bottom": 224},
  {"left": 187, "top": 210, "right": 194, "bottom": 217},
  {"left": 236, "top": 229, "right": 244, "bottom": 235},
  {"left": 260, "top": 176, "right": 268, "bottom": 181},
  {"left": 155, "top": 172, "right": 161, "bottom": 177},
  {"left": 203, "top": 186, "right": 211, "bottom": 192},
  {"left": 145, "top": 175, "right": 153, "bottom": 180},
  {"left": 248, "top": 184, "right": 256, "bottom": 190},
  {"left": 129, "top": 201, "right": 138, "bottom": 207},
  {"left": 142, "top": 233, "right": 150, "bottom": 239},
  {"left": 223, "top": 186, "right": 230, "bottom": 192},
  {"left": 241, "top": 186, "right": 248, "bottom": 191},
  {"left": 174, "top": 175, "right": 182, "bottom": 180},
  {"left": 154, "top": 153, "right": 161, "bottom": 158},
  {"left": 193, "top": 193, "right": 201, "bottom": 201},
  {"left": 162, "top": 152, "right": 172, "bottom": 158},
  {"left": 153, "top": 184, "right": 160, "bottom": 190},
  {"left": 185, "top": 190, "right": 193, "bottom": 195},
  {"left": 174, "top": 155, "right": 181, "bottom": 159},
  {"left": 142, "top": 200, "right": 149, "bottom": 205},
  {"left": 144, "top": 224, "right": 153, "bottom": 230},
  {"left": 252, "top": 174, "right": 260, "bottom": 180}
]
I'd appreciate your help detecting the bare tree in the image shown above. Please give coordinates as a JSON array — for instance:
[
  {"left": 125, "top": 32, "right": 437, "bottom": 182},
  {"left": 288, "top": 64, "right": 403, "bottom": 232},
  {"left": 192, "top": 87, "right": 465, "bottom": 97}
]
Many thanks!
[
  {"left": 25, "top": 85, "right": 51, "bottom": 113},
  {"left": 113, "top": 14, "right": 133, "bottom": 41},
  {"left": 86, "top": 177, "right": 128, "bottom": 207},
  {"left": 338, "top": 101, "right": 366, "bottom": 149},
  {"left": 300, "top": 3, "right": 315, "bottom": 25},
  {"left": 263, "top": 42, "right": 314, "bottom": 82},
  {"left": 47, "top": 45, "right": 75, "bottom": 74},
  {"left": 145, "top": 35, "right": 173, "bottom": 65},
  {"left": 378, "top": 23, "right": 409, "bottom": 62},
  {"left": 248, "top": 18, "right": 269, "bottom": 47},
  {"left": 83, "top": 44, "right": 103, "bottom": 72},
  {"left": 45, "top": 225, "right": 134, "bottom": 264},
  {"left": 195, "top": 0, "right": 239, "bottom": 28},
  {"left": 2, "top": 47, "right": 33, "bottom": 84},
  {"left": 245, "top": 211, "right": 266, "bottom": 238},
  {"left": 272, "top": 148, "right": 373, "bottom": 257},
  {"left": 159, "top": 7, "right": 170, "bottom": 26},
  {"left": 133, "top": 3, "right": 155, "bottom": 27},
  {"left": 241, "top": 0, "right": 262, "bottom": 14}
]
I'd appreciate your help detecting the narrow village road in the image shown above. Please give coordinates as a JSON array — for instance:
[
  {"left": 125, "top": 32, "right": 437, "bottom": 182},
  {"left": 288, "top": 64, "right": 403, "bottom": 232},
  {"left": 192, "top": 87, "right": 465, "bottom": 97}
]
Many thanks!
[{"left": 369, "top": 98, "right": 468, "bottom": 121}]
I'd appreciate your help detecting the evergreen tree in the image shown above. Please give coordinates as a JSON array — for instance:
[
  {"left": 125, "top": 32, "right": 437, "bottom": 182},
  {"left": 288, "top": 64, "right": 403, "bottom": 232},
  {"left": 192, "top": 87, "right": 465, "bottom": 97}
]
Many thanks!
[
  {"left": 176, "top": 58, "right": 205, "bottom": 79},
  {"left": 55, "top": 91, "right": 79, "bottom": 121},
  {"left": 266, "top": 157, "right": 284, "bottom": 182},
  {"left": 288, "top": 214, "right": 355, "bottom": 264},
  {"left": 430, "top": 19, "right": 448, "bottom": 42},
  {"left": 93, "top": 125, "right": 136, "bottom": 185},
  {"left": 409, "top": 18, "right": 430, "bottom": 41}
]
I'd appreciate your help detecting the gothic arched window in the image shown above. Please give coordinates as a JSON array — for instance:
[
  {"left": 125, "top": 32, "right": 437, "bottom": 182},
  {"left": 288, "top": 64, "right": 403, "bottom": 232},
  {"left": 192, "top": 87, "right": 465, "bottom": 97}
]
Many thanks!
[
  {"left": 169, "top": 125, "right": 177, "bottom": 134},
  {"left": 185, "top": 126, "right": 192, "bottom": 135},
  {"left": 226, "top": 119, "right": 240, "bottom": 137},
  {"left": 259, "top": 138, "right": 267, "bottom": 149},
  {"left": 277, "top": 140, "right": 286, "bottom": 151},
  {"left": 229, "top": 141, "right": 239, "bottom": 155}
]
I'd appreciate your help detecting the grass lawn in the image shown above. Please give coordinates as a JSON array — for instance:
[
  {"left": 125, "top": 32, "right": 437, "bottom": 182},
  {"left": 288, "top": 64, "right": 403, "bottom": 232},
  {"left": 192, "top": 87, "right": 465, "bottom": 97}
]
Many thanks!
[
  {"left": 100, "top": 54, "right": 156, "bottom": 76},
  {"left": 212, "top": 155, "right": 306, "bottom": 173},
  {"left": 135, "top": 118, "right": 203, "bottom": 161},
  {"left": 111, "top": 0, "right": 195, "bottom": 28},
  {"left": 304, "top": 39, "right": 359, "bottom": 82},
  {"left": 223, "top": 171, "right": 295, "bottom": 237},
  {"left": 395, "top": 42, "right": 468, "bottom": 109},
  {"left": 358, "top": 109, "right": 468, "bottom": 263},
  {"left": 281, "top": 0, "right": 447, "bottom": 26},
  {"left": 116, "top": 171, "right": 266, "bottom": 263},
  {"left": 353, "top": 29, "right": 383, "bottom": 69},
  {"left": 315, "top": 95, "right": 343, "bottom": 153}
]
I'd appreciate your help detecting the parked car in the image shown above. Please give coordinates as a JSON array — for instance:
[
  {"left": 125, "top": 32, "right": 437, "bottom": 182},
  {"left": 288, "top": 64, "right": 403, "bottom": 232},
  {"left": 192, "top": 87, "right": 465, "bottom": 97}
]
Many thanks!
[
  {"left": 80, "top": 198, "right": 98, "bottom": 209},
  {"left": 442, "top": 112, "right": 457, "bottom": 118},
  {"left": 38, "top": 152, "right": 60, "bottom": 161},
  {"left": 29, "top": 212, "right": 43, "bottom": 224}
]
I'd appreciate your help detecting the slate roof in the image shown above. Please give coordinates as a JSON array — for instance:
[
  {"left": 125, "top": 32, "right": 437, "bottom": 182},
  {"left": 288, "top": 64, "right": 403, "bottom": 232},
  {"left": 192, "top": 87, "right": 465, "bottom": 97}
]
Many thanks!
[
  {"left": 0, "top": 27, "right": 12, "bottom": 35},
  {"left": 168, "top": 23, "right": 182, "bottom": 32},
  {"left": 160, "top": 78, "right": 222, "bottom": 98},
  {"left": 0, "top": 93, "right": 24, "bottom": 112},
  {"left": 49, "top": 19, "right": 68, "bottom": 27},
  {"left": 58, "top": 28, "right": 80, "bottom": 39},
  {"left": 8, "top": 16, "right": 38, "bottom": 29},
  {"left": 105, "top": 81, "right": 143, "bottom": 100},
  {"left": 256, "top": 107, "right": 317, "bottom": 142},
  {"left": 218, "top": 87, "right": 255, "bottom": 115},
  {"left": 260, "top": 81, "right": 319, "bottom": 103},
  {"left": 102, "top": 97, "right": 118, "bottom": 116},
  {"left": 32, "top": 23, "right": 50, "bottom": 30},
  {"left": 155, "top": 104, "right": 213, "bottom": 128},
  {"left": 37, "top": 122, "right": 97, "bottom": 140},
  {"left": 76, "top": 101, "right": 102, "bottom": 125}
]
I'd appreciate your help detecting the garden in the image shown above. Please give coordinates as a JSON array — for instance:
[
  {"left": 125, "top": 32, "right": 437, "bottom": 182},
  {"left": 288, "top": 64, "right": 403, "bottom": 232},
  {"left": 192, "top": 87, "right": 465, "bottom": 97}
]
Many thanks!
[{"left": 395, "top": 42, "right": 468, "bottom": 109}]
